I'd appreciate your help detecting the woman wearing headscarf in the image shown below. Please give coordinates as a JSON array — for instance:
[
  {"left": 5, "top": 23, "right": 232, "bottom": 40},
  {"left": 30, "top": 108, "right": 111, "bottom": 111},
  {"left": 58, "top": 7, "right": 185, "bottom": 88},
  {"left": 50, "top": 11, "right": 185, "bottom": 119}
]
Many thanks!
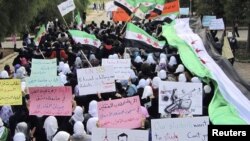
[
  {"left": 0, "top": 106, "right": 13, "bottom": 126},
  {"left": 75, "top": 57, "right": 83, "bottom": 69},
  {"left": 71, "top": 121, "right": 91, "bottom": 141},
  {"left": 136, "top": 79, "right": 146, "bottom": 99},
  {"left": 167, "top": 56, "right": 178, "bottom": 73},
  {"left": 66, "top": 106, "right": 85, "bottom": 134},
  {"left": 15, "top": 122, "right": 29, "bottom": 140},
  {"left": 133, "top": 56, "right": 143, "bottom": 72},
  {"left": 52, "top": 131, "right": 70, "bottom": 141},
  {"left": 13, "top": 132, "right": 26, "bottom": 141},
  {"left": 43, "top": 116, "right": 58, "bottom": 141},
  {"left": 126, "top": 84, "right": 137, "bottom": 97},
  {"left": 0, "top": 118, "right": 10, "bottom": 141},
  {"left": 155, "top": 58, "right": 168, "bottom": 72},
  {"left": 0, "top": 70, "right": 9, "bottom": 79},
  {"left": 83, "top": 100, "right": 98, "bottom": 131},
  {"left": 158, "top": 70, "right": 167, "bottom": 81},
  {"left": 141, "top": 86, "right": 154, "bottom": 108},
  {"left": 86, "top": 117, "right": 98, "bottom": 135},
  {"left": 178, "top": 73, "right": 187, "bottom": 82}
]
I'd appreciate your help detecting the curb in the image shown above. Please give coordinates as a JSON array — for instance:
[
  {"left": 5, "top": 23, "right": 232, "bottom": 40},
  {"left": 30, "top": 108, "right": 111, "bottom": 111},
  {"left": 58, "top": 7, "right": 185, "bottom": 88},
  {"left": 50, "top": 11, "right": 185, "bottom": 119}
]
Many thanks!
[{"left": 0, "top": 52, "right": 18, "bottom": 65}]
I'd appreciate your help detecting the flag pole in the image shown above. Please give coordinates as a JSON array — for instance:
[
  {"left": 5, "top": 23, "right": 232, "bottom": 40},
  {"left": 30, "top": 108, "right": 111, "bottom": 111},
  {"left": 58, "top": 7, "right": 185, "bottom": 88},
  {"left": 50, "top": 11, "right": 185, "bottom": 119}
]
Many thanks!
[
  {"left": 62, "top": 16, "right": 70, "bottom": 29},
  {"left": 80, "top": 50, "right": 93, "bottom": 67},
  {"left": 39, "top": 49, "right": 46, "bottom": 59}
]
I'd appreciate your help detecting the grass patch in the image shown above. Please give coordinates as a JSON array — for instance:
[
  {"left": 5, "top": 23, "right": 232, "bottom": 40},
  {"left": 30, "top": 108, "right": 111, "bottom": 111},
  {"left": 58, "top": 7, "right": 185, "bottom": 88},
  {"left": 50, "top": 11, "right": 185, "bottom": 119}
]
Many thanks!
[{"left": 235, "top": 41, "right": 250, "bottom": 60}]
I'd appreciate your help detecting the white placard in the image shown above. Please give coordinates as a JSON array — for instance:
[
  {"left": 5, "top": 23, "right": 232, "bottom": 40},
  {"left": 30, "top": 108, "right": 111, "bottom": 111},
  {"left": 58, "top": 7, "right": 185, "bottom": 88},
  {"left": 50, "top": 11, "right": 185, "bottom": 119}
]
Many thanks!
[
  {"left": 77, "top": 66, "right": 116, "bottom": 95},
  {"left": 159, "top": 81, "right": 203, "bottom": 115},
  {"left": 202, "top": 16, "right": 216, "bottom": 27},
  {"left": 102, "top": 59, "right": 131, "bottom": 80},
  {"left": 209, "top": 18, "right": 225, "bottom": 30},
  {"left": 57, "top": 0, "right": 76, "bottom": 16},
  {"left": 92, "top": 128, "right": 149, "bottom": 141},
  {"left": 151, "top": 117, "right": 209, "bottom": 141},
  {"left": 180, "top": 8, "right": 190, "bottom": 15}
]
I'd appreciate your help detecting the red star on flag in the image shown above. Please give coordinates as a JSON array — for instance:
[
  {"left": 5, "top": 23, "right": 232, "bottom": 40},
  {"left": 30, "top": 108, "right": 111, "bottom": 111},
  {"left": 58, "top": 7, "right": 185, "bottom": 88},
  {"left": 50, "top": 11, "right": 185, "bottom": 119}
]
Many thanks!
[
  {"left": 199, "top": 57, "right": 206, "bottom": 64},
  {"left": 146, "top": 38, "right": 151, "bottom": 44},
  {"left": 124, "top": 3, "right": 128, "bottom": 6},
  {"left": 145, "top": 2, "right": 149, "bottom": 6},
  {"left": 157, "top": 5, "right": 161, "bottom": 9},
  {"left": 137, "top": 34, "right": 143, "bottom": 40},
  {"left": 93, "top": 41, "right": 98, "bottom": 46},
  {"left": 84, "top": 39, "right": 89, "bottom": 44},
  {"left": 195, "top": 48, "right": 203, "bottom": 53},
  {"left": 153, "top": 42, "right": 159, "bottom": 48},
  {"left": 191, "top": 40, "right": 198, "bottom": 45}
]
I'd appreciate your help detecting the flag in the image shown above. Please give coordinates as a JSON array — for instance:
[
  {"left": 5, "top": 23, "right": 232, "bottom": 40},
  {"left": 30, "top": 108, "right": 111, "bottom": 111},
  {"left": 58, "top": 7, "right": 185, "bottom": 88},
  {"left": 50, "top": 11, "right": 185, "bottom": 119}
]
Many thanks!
[
  {"left": 75, "top": 11, "right": 83, "bottom": 30},
  {"left": 124, "top": 23, "right": 166, "bottom": 50},
  {"left": 134, "top": 2, "right": 156, "bottom": 19},
  {"left": 153, "top": 0, "right": 165, "bottom": 15},
  {"left": 114, "top": 0, "right": 136, "bottom": 15},
  {"left": 162, "top": 19, "right": 250, "bottom": 124},
  {"left": 68, "top": 30, "right": 101, "bottom": 48},
  {"left": 34, "top": 25, "right": 46, "bottom": 46},
  {"left": 58, "top": 0, "right": 76, "bottom": 16}
]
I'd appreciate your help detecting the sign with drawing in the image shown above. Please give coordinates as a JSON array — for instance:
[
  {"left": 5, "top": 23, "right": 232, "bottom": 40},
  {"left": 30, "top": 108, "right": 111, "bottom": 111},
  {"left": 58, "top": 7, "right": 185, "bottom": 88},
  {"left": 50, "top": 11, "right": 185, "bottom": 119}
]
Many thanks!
[
  {"left": 159, "top": 81, "right": 203, "bottom": 115},
  {"left": 92, "top": 128, "right": 149, "bottom": 141},
  {"left": 151, "top": 116, "right": 209, "bottom": 141}
]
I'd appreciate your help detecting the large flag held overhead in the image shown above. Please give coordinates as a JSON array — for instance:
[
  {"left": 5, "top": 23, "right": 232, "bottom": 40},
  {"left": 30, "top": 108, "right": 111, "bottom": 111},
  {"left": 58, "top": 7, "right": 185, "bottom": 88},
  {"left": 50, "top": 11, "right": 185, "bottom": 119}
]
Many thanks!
[
  {"left": 134, "top": 2, "right": 156, "bottom": 19},
  {"left": 34, "top": 25, "right": 46, "bottom": 46},
  {"left": 114, "top": 0, "right": 136, "bottom": 15},
  {"left": 75, "top": 11, "right": 83, "bottom": 30},
  {"left": 162, "top": 19, "right": 250, "bottom": 124},
  {"left": 57, "top": 0, "right": 76, "bottom": 16},
  {"left": 124, "top": 23, "right": 165, "bottom": 50},
  {"left": 68, "top": 30, "right": 101, "bottom": 48}
]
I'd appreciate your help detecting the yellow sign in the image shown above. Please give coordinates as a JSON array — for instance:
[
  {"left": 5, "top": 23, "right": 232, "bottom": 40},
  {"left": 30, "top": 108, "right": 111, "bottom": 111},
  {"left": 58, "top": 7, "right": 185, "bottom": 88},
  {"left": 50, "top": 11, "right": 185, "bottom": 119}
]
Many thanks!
[{"left": 0, "top": 79, "right": 22, "bottom": 105}]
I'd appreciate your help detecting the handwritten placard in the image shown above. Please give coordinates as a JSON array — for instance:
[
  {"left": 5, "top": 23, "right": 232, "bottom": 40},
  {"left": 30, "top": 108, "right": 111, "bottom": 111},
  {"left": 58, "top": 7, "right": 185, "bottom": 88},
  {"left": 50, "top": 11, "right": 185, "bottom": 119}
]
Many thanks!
[
  {"left": 180, "top": 8, "right": 189, "bottom": 15},
  {"left": 151, "top": 117, "right": 209, "bottom": 141},
  {"left": 77, "top": 66, "right": 115, "bottom": 95},
  {"left": 31, "top": 58, "right": 57, "bottom": 77},
  {"left": 0, "top": 79, "right": 22, "bottom": 105},
  {"left": 159, "top": 81, "right": 203, "bottom": 115},
  {"left": 209, "top": 18, "right": 225, "bottom": 30},
  {"left": 202, "top": 16, "right": 216, "bottom": 27},
  {"left": 163, "top": 0, "right": 180, "bottom": 14},
  {"left": 92, "top": 128, "right": 149, "bottom": 141},
  {"left": 26, "top": 76, "right": 63, "bottom": 87},
  {"left": 29, "top": 86, "right": 72, "bottom": 116},
  {"left": 98, "top": 96, "right": 142, "bottom": 128},
  {"left": 102, "top": 59, "right": 131, "bottom": 80}
]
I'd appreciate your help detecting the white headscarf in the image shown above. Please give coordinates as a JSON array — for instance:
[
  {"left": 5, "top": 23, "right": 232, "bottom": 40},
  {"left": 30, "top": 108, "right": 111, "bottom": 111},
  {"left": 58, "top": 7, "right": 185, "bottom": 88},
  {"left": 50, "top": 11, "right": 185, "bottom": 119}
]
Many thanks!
[
  {"left": 175, "top": 64, "right": 184, "bottom": 73},
  {"left": 88, "top": 100, "right": 98, "bottom": 117},
  {"left": 58, "top": 61, "right": 64, "bottom": 72},
  {"left": 146, "top": 54, "right": 156, "bottom": 64},
  {"left": 108, "top": 55, "right": 113, "bottom": 59},
  {"left": 13, "top": 132, "right": 26, "bottom": 141},
  {"left": 44, "top": 116, "right": 58, "bottom": 141},
  {"left": 137, "top": 79, "right": 146, "bottom": 89},
  {"left": 178, "top": 73, "right": 187, "bottom": 82},
  {"left": 191, "top": 77, "right": 201, "bottom": 83},
  {"left": 86, "top": 117, "right": 98, "bottom": 134},
  {"left": 73, "top": 121, "right": 86, "bottom": 137},
  {"left": 59, "top": 73, "right": 67, "bottom": 84},
  {"left": 52, "top": 131, "right": 70, "bottom": 141},
  {"left": 72, "top": 106, "right": 84, "bottom": 122},
  {"left": 75, "top": 57, "right": 82, "bottom": 68},
  {"left": 168, "top": 56, "right": 177, "bottom": 66},
  {"left": 15, "top": 67, "right": 26, "bottom": 80},
  {"left": 134, "top": 56, "right": 143, "bottom": 63},
  {"left": 142, "top": 86, "right": 153, "bottom": 99},
  {"left": 159, "top": 58, "right": 166, "bottom": 65},
  {"left": 152, "top": 77, "right": 161, "bottom": 89},
  {"left": 204, "top": 85, "right": 212, "bottom": 94},
  {"left": 129, "top": 69, "right": 137, "bottom": 80},
  {"left": 123, "top": 53, "right": 130, "bottom": 59},
  {"left": 0, "top": 71, "right": 9, "bottom": 78},
  {"left": 62, "top": 63, "right": 71, "bottom": 75},
  {"left": 89, "top": 54, "right": 96, "bottom": 61},
  {"left": 158, "top": 70, "right": 167, "bottom": 80},
  {"left": 113, "top": 54, "right": 119, "bottom": 59},
  {"left": 146, "top": 78, "right": 151, "bottom": 86},
  {"left": 15, "top": 122, "right": 28, "bottom": 137},
  {"left": 160, "top": 53, "right": 167, "bottom": 61}
]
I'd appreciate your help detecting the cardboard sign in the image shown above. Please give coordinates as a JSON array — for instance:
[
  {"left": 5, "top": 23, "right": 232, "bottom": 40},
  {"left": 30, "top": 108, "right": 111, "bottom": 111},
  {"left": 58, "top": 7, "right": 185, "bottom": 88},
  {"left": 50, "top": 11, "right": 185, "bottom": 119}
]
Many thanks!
[
  {"left": 202, "top": 16, "right": 216, "bottom": 27},
  {"left": 77, "top": 66, "right": 116, "bottom": 95},
  {"left": 209, "top": 18, "right": 225, "bottom": 30},
  {"left": 159, "top": 81, "right": 203, "bottom": 115},
  {"left": 98, "top": 96, "right": 142, "bottom": 128},
  {"left": 180, "top": 8, "right": 189, "bottom": 15},
  {"left": 102, "top": 59, "right": 131, "bottom": 80},
  {"left": 31, "top": 59, "right": 57, "bottom": 77},
  {"left": 163, "top": 0, "right": 180, "bottom": 14},
  {"left": 151, "top": 117, "right": 209, "bottom": 141},
  {"left": 26, "top": 76, "right": 63, "bottom": 87},
  {"left": 92, "top": 128, "right": 149, "bottom": 141},
  {"left": 0, "top": 79, "right": 22, "bottom": 105},
  {"left": 57, "top": 0, "right": 76, "bottom": 16},
  {"left": 29, "top": 86, "right": 72, "bottom": 116}
]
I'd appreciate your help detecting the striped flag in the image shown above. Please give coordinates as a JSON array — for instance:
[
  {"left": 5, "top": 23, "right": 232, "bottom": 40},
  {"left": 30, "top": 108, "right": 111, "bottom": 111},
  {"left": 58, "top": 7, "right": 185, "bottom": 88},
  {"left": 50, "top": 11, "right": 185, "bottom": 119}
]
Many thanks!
[
  {"left": 34, "top": 25, "right": 46, "bottom": 46},
  {"left": 75, "top": 11, "right": 83, "bottom": 30}
]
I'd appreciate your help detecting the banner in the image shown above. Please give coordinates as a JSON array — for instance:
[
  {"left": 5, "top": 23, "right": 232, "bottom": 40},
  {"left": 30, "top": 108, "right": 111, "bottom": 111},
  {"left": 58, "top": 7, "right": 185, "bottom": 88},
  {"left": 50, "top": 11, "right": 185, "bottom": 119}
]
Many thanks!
[
  {"left": 209, "top": 18, "right": 225, "bottom": 30},
  {"left": 159, "top": 81, "right": 203, "bottom": 115},
  {"left": 202, "top": 16, "right": 216, "bottom": 27},
  {"left": 26, "top": 76, "right": 63, "bottom": 87},
  {"left": 77, "top": 66, "right": 115, "bottom": 95},
  {"left": 92, "top": 128, "right": 149, "bottom": 141},
  {"left": 180, "top": 7, "right": 189, "bottom": 15},
  {"left": 102, "top": 59, "right": 131, "bottom": 80},
  {"left": 57, "top": 0, "right": 76, "bottom": 16},
  {"left": 98, "top": 96, "right": 142, "bottom": 128},
  {"left": 31, "top": 59, "right": 57, "bottom": 77},
  {"left": 0, "top": 79, "right": 22, "bottom": 105},
  {"left": 112, "top": 7, "right": 131, "bottom": 22},
  {"left": 29, "top": 86, "right": 72, "bottom": 116},
  {"left": 151, "top": 117, "right": 209, "bottom": 141}
]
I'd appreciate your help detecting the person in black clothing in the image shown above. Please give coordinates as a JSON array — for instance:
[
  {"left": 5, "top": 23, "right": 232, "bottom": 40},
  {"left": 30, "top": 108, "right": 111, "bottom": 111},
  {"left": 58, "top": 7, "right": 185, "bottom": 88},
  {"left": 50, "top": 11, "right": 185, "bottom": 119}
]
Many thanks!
[{"left": 233, "top": 20, "right": 240, "bottom": 37}]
